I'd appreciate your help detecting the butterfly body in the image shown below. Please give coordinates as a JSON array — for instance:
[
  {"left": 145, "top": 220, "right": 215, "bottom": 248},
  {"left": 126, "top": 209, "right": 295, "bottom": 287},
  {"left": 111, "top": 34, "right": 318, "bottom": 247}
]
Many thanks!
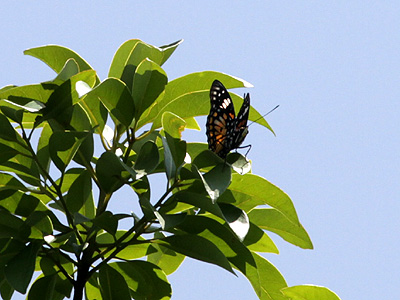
[{"left": 206, "top": 80, "right": 250, "bottom": 158}]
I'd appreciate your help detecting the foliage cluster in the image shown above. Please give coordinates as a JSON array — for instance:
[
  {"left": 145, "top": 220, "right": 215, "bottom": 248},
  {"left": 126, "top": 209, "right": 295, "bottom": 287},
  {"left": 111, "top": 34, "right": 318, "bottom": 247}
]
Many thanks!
[{"left": 0, "top": 39, "right": 340, "bottom": 300}]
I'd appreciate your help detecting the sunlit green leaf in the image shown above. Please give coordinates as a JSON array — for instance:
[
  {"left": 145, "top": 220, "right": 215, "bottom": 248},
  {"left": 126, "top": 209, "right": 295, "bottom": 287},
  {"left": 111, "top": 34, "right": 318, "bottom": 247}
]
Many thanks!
[
  {"left": 248, "top": 208, "right": 313, "bottom": 249},
  {"left": 133, "top": 58, "right": 168, "bottom": 120},
  {"left": 96, "top": 151, "right": 128, "bottom": 193},
  {"left": 243, "top": 223, "right": 279, "bottom": 254},
  {"left": 24, "top": 45, "right": 99, "bottom": 82},
  {"left": 219, "top": 174, "right": 300, "bottom": 225},
  {"left": 85, "top": 78, "right": 134, "bottom": 127},
  {"left": 147, "top": 232, "right": 184, "bottom": 275},
  {"left": 281, "top": 285, "right": 341, "bottom": 300},
  {"left": 161, "top": 112, "right": 186, "bottom": 139}
]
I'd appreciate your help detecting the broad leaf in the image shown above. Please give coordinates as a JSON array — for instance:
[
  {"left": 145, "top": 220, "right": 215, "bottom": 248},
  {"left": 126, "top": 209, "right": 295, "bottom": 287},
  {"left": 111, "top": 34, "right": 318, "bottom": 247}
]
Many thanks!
[
  {"left": 110, "top": 260, "right": 172, "bottom": 300},
  {"left": 196, "top": 163, "right": 231, "bottom": 203},
  {"left": 5, "top": 240, "right": 42, "bottom": 293},
  {"left": 65, "top": 169, "right": 92, "bottom": 213},
  {"left": 96, "top": 151, "right": 130, "bottom": 194},
  {"left": 281, "top": 285, "right": 341, "bottom": 300},
  {"left": 134, "top": 141, "right": 159, "bottom": 178},
  {"left": 219, "top": 174, "right": 300, "bottom": 225},
  {"left": 49, "top": 131, "right": 89, "bottom": 172},
  {"left": 132, "top": 58, "right": 168, "bottom": 120},
  {"left": 156, "top": 234, "right": 234, "bottom": 274},
  {"left": 24, "top": 45, "right": 99, "bottom": 82},
  {"left": 248, "top": 208, "right": 313, "bottom": 249},
  {"left": 99, "top": 264, "right": 131, "bottom": 300},
  {"left": 243, "top": 223, "right": 279, "bottom": 254},
  {"left": 85, "top": 78, "right": 135, "bottom": 127}
]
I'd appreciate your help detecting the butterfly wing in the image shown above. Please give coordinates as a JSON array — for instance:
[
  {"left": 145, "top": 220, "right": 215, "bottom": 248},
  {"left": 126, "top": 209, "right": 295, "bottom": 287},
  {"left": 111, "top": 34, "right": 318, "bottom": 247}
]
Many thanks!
[
  {"left": 206, "top": 80, "right": 236, "bottom": 158},
  {"left": 232, "top": 93, "right": 250, "bottom": 149}
]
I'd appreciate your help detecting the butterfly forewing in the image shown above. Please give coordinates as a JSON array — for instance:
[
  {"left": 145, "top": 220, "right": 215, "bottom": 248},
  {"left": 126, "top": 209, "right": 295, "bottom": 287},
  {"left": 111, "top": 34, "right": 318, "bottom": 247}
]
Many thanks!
[{"left": 206, "top": 80, "right": 250, "bottom": 158}]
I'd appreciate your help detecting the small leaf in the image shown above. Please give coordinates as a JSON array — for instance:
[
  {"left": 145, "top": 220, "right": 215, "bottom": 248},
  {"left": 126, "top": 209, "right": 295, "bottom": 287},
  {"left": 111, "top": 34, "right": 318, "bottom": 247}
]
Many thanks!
[
  {"left": 98, "top": 264, "right": 131, "bottom": 300},
  {"left": 281, "top": 285, "right": 342, "bottom": 300},
  {"left": 5, "top": 240, "right": 42, "bottom": 293},
  {"left": 161, "top": 111, "right": 186, "bottom": 139},
  {"left": 227, "top": 152, "right": 252, "bottom": 175}
]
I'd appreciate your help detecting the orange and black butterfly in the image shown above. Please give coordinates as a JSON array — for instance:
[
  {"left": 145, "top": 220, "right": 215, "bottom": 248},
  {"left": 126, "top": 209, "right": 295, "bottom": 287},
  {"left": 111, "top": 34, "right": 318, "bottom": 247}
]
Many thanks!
[{"left": 206, "top": 80, "right": 250, "bottom": 158}]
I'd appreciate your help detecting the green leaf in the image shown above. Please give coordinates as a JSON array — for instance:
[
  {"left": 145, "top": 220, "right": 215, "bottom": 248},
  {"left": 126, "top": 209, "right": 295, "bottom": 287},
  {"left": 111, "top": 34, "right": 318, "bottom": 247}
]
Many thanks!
[
  {"left": 197, "top": 163, "right": 231, "bottom": 203},
  {"left": 281, "top": 285, "right": 341, "bottom": 300},
  {"left": 36, "top": 123, "right": 53, "bottom": 173},
  {"left": 219, "top": 174, "right": 300, "bottom": 225},
  {"left": 25, "top": 211, "right": 53, "bottom": 238},
  {"left": 0, "top": 173, "right": 27, "bottom": 192},
  {"left": 134, "top": 141, "right": 159, "bottom": 178},
  {"left": 147, "top": 233, "right": 184, "bottom": 275},
  {"left": 0, "top": 192, "right": 48, "bottom": 217},
  {"left": 37, "top": 70, "right": 97, "bottom": 127},
  {"left": 246, "top": 253, "right": 288, "bottom": 300},
  {"left": 5, "top": 240, "right": 42, "bottom": 293},
  {"left": 109, "top": 39, "right": 181, "bottom": 91},
  {"left": 24, "top": 45, "right": 99, "bottom": 81},
  {"left": 157, "top": 234, "right": 234, "bottom": 274},
  {"left": 161, "top": 136, "right": 176, "bottom": 181},
  {"left": 243, "top": 223, "right": 279, "bottom": 254},
  {"left": 85, "top": 273, "right": 103, "bottom": 300},
  {"left": 248, "top": 208, "right": 313, "bottom": 249},
  {"left": 0, "top": 209, "right": 26, "bottom": 239},
  {"left": 110, "top": 261, "right": 172, "bottom": 300},
  {"left": 96, "top": 151, "right": 128, "bottom": 193},
  {"left": 0, "top": 142, "right": 18, "bottom": 164},
  {"left": 27, "top": 275, "right": 61, "bottom": 300},
  {"left": 92, "top": 211, "right": 119, "bottom": 236},
  {"left": 99, "top": 264, "right": 131, "bottom": 300},
  {"left": 53, "top": 58, "right": 79, "bottom": 82},
  {"left": 132, "top": 58, "right": 168, "bottom": 120},
  {"left": 161, "top": 111, "right": 186, "bottom": 139},
  {"left": 0, "top": 152, "right": 41, "bottom": 187},
  {"left": 0, "top": 114, "right": 18, "bottom": 141},
  {"left": 86, "top": 77, "right": 135, "bottom": 127},
  {"left": 0, "top": 106, "right": 23, "bottom": 124},
  {"left": 218, "top": 203, "right": 250, "bottom": 241},
  {"left": 227, "top": 153, "right": 252, "bottom": 175},
  {"left": 49, "top": 131, "right": 89, "bottom": 172},
  {"left": 66, "top": 169, "right": 92, "bottom": 213},
  {"left": 0, "top": 273, "right": 14, "bottom": 300}
]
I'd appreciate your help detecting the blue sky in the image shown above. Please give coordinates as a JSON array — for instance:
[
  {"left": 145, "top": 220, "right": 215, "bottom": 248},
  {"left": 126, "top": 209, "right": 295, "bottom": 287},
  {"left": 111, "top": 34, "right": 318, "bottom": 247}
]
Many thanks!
[{"left": 1, "top": 1, "right": 399, "bottom": 299}]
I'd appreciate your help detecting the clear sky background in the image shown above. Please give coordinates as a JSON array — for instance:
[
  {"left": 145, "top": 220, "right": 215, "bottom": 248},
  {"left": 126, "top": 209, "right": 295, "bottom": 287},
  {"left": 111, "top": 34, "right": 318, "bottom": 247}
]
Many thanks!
[{"left": 1, "top": 2, "right": 399, "bottom": 299}]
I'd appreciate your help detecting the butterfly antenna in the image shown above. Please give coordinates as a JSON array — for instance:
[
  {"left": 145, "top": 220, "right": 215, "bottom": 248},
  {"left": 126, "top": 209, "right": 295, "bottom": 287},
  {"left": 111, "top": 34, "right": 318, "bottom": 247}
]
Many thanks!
[{"left": 248, "top": 105, "right": 279, "bottom": 126}]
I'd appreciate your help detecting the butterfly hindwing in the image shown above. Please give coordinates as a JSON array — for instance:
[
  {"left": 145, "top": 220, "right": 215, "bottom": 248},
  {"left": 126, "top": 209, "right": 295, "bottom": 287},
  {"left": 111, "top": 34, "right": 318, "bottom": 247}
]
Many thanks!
[{"left": 206, "top": 80, "right": 250, "bottom": 158}]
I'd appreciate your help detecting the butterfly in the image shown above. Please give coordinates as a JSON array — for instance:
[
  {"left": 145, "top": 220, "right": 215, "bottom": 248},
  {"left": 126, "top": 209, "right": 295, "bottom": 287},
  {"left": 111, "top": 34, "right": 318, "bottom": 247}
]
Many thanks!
[{"left": 206, "top": 80, "right": 250, "bottom": 158}]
